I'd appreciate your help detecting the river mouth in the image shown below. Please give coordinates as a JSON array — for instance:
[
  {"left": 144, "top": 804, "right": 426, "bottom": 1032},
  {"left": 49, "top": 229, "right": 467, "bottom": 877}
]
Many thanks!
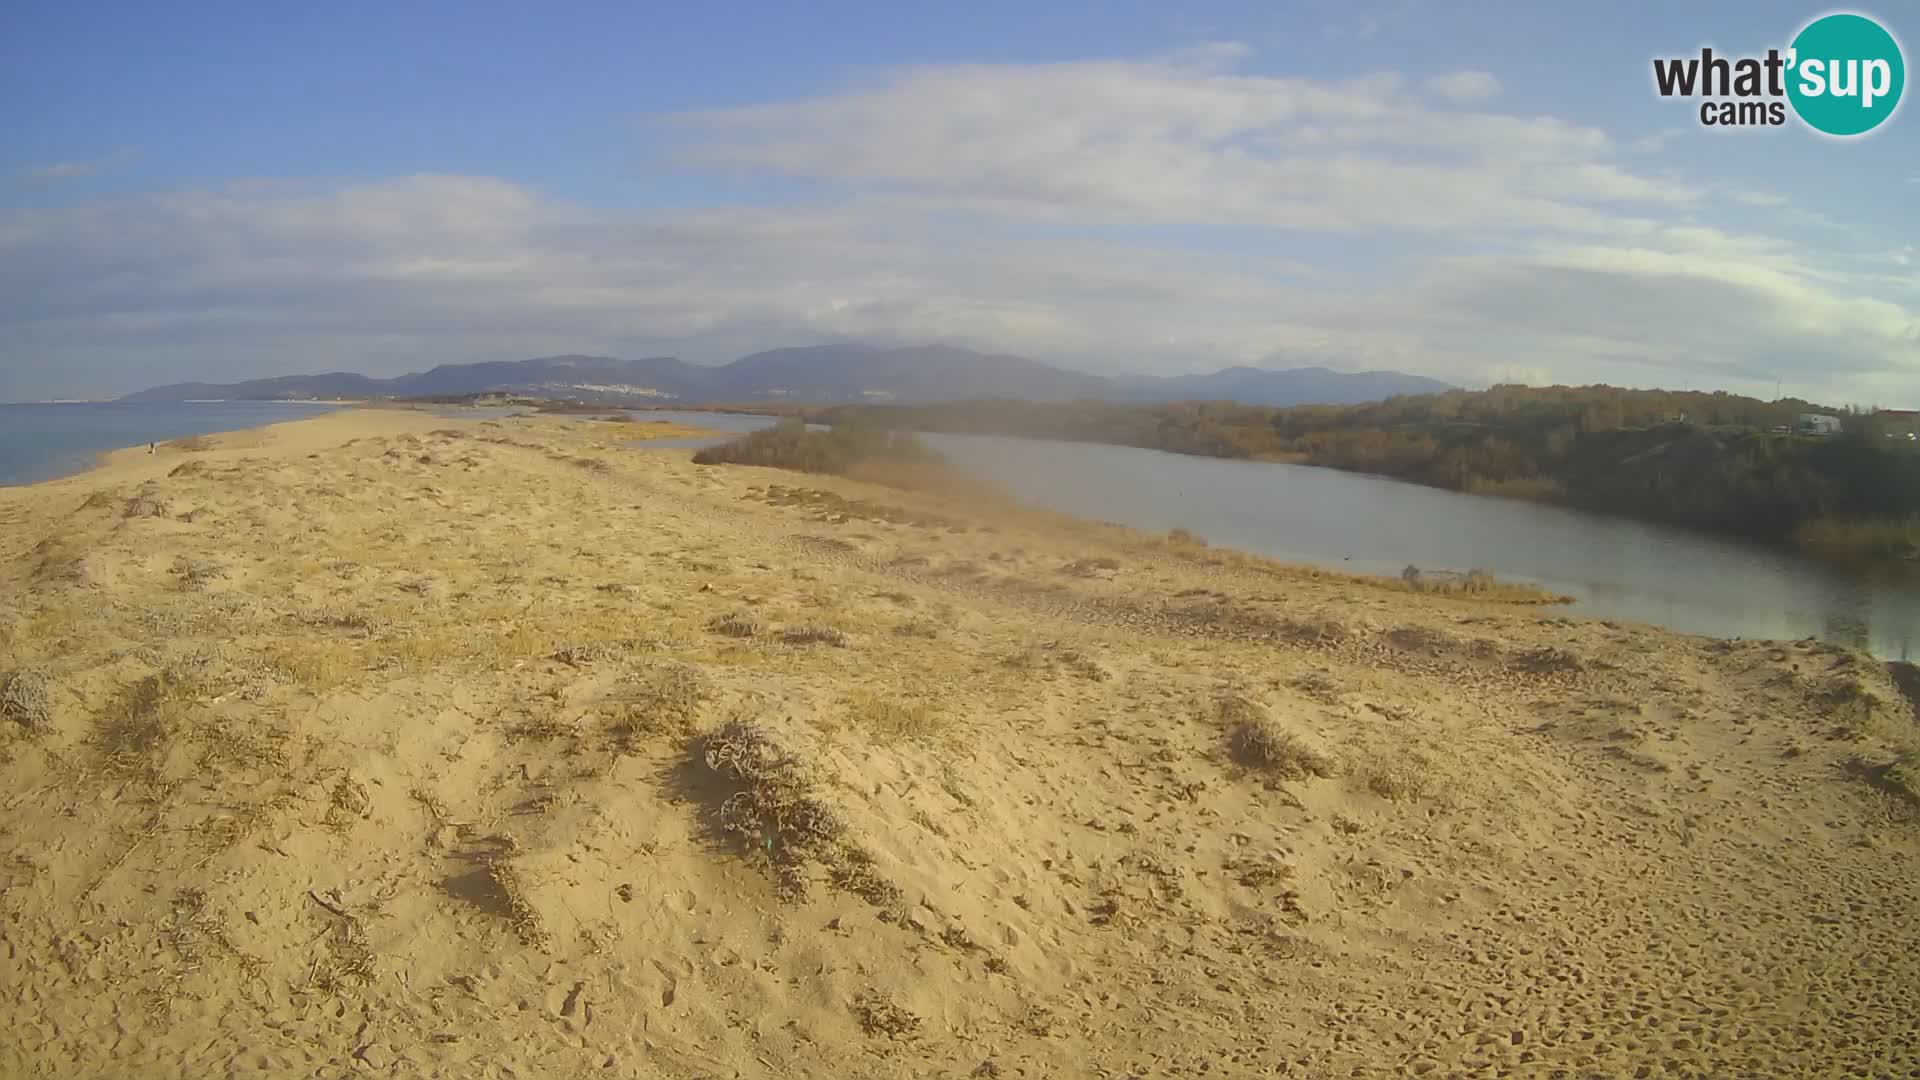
[{"left": 629, "top": 411, "right": 1920, "bottom": 661}]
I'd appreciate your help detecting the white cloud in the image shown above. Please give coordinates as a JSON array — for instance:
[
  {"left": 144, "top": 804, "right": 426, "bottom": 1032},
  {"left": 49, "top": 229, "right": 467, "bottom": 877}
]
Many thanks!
[
  {"left": 1421, "top": 70, "right": 1501, "bottom": 104},
  {"left": 0, "top": 51, "right": 1912, "bottom": 404},
  {"left": 1627, "top": 129, "right": 1687, "bottom": 154},
  {"left": 667, "top": 58, "right": 1700, "bottom": 241},
  {"left": 14, "top": 150, "right": 138, "bottom": 187},
  {"left": 1, "top": 170, "right": 1911, "bottom": 403},
  {"left": 1158, "top": 40, "right": 1251, "bottom": 71},
  {"left": 22, "top": 162, "right": 99, "bottom": 183}
]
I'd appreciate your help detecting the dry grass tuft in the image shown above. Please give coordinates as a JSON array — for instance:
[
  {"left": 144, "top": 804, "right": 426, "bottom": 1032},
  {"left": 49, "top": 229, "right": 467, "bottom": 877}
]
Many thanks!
[
  {"left": 1842, "top": 752, "right": 1920, "bottom": 821},
  {"left": 608, "top": 663, "right": 711, "bottom": 746},
  {"left": 1, "top": 666, "right": 54, "bottom": 734},
  {"left": 1288, "top": 671, "right": 1343, "bottom": 705},
  {"left": 124, "top": 494, "right": 175, "bottom": 519},
  {"left": 508, "top": 710, "right": 578, "bottom": 744},
  {"left": 1512, "top": 646, "right": 1585, "bottom": 675},
  {"left": 709, "top": 610, "right": 762, "bottom": 639},
  {"left": 760, "top": 485, "right": 965, "bottom": 531},
  {"left": 191, "top": 792, "right": 299, "bottom": 857},
  {"left": 1819, "top": 676, "right": 1896, "bottom": 739},
  {"left": 548, "top": 639, "right": 640, "bottom": 666},
  {"left": 701, "top": 718, "right": 897, "bottom": 904},
  {"left": 1233, "top": 858, "right": 1296, "bottom": 888},
  {"left": 305, "top": 890, "right": 378, "bottom": 996},
  {"left": 852, "top": 990, "right": 922, "bottom": 1039},
  {"left": 325, "top": 775, "right": 373, "bottom": 833},
  {"left": 1166, "top": 527, "right": 1208, "bottom": 547},
  {"left": 1365, "top": 755, "right": 1436, "bottom": 802},
  {"left": 1059, "top": 641, "right": 1105, "bottom": 676},
  {"left": 172, "top": 556, "right": 227, "bottom": 591},
  {"left": 826, "top": 845, "right": 902, "bottom": 907},
  {"left": 262, "top": 639, "right": 363, "bottom": 692},
  {"left": 1215, "top": 693, "right": 1266, "bottom": 728},
  {"left": 1384, "top": 625, "right": 1465, "bottom": 656},
  {"left": 1224, "top": 698, "right": 1339, "bottom": 780},
  {"left": 1400, "top": 565, "right": 1572, "bottom": 605},
  {"left": 1883, "top": 752, "right": 1920, "bottom": 805},
  {"left": 781, "top": 623, "right": 849, "bottom": 647},
  {"left": 289, "top": 608, "right": 387, "bottom": 636},
  {"left": 1061, "top": 556, "right": 1121, "bottom": 577},
  {"left": 845, "top": 691, "right": 941, "bottom": 744},
  {"left": 486, "top": 856, "right": 551, "bottom": 949},
  {"left": 192, "top": 716, "right": 292, "bottom": 774},
  {"left": 148, "top": 889, "right": 262, "bottom": 1016},
  {"left": 1004, "top": 642, "right": 1108, "bottom": 681},
  {"left": 95, "top": 673, "right": 194, "bottom": 781}
]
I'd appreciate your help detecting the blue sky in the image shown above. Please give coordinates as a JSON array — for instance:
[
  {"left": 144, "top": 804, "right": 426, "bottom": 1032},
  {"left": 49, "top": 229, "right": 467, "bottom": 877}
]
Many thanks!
[{"left": 3, "top": 0, "right": 1916, "bottom": 402}]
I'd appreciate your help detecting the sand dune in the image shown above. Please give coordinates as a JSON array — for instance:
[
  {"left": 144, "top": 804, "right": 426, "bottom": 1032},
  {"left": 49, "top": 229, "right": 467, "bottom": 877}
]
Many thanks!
[{"left": 1, "top": 408, "right": 1916, "bottom": 1078}]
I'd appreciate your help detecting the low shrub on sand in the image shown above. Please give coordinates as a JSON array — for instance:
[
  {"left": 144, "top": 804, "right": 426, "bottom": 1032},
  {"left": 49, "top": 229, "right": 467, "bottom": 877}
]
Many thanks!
[
  {"left": 1366, "top": 756, "right": 1436, "bottom": 802},
  {"left": 692, "top": 420, "right": 938, "bottom": 476},
  {"left": 701, "top": 718, "right": 898, "bottom": 904},
  {"left": 1400, "top": 565, "right": 1570, "bottom": 605},
  {"left": 1820, "top": 676, "right": 1898, "bottom": 739},
  {"left": 1, "top": 667, "right": 54, "bottom": 734},
  {"left": 845, "top": 692, "right": 940, "bottom": 744},
  {"left": 1222, "top": 697, "right": 1338, "bottom": 779},
  {"left": 781, "top": 623, "right": 849, "bottom": 647},
  {"left": 608, "top": 663, "right": 710, "bottom": 746},
  {"left": 708, "top": 611, "right": 762, "bottom": 639}
]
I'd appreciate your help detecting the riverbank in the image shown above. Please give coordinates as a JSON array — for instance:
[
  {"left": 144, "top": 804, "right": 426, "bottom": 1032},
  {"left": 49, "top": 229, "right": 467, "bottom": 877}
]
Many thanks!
[
  {"left": 2, "top": 409, "right": 1917, "bottom": 1077},
  {"left": 808, "top": 396, "right": 1920, "bottom": 571},
  {"left": 0, "top": 400, "right": 346, "bottom": 487}
]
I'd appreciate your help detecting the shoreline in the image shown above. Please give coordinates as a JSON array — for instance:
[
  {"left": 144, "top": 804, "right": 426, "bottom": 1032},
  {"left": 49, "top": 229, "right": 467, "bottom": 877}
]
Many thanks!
[
  {"left": 2, "top": 405, "right": 1915, "bottom": 1077},
  {"left": 7, "top": 407, "right": 1915, "bottom": 660},
  {"left": 786, "top": 412, "right": 1920, "bottom": 574},
  {"left": 0, "top": 400, "right": 361, "bottom": 489}
]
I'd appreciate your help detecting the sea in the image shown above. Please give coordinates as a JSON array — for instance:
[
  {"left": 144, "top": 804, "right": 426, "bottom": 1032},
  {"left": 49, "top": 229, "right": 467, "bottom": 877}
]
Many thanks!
[{"left": 0, "top": 401, "right": 342, "bottom": 486}]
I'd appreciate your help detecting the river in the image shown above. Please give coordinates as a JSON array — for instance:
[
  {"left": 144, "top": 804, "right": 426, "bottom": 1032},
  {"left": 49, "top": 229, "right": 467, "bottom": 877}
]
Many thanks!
[{"left": 626, "top": 411, "right": 1920, "bottom": 660}]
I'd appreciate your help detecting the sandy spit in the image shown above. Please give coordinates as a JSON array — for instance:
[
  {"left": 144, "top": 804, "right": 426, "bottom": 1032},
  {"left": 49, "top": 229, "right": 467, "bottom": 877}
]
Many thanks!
[{"left": 1, "top": 408, "right": 1916, "bottom": 1079}]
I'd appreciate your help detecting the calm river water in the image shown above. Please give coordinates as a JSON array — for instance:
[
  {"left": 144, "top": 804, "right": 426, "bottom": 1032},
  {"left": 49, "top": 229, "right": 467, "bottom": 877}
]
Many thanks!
[{"left": 633, "top": 411, "right": 1920, "bottom": 660}]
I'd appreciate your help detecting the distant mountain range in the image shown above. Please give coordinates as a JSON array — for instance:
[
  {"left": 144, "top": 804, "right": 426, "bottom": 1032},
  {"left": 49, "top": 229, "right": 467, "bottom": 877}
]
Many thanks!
[{"left": 121, "top": 345, "right": 1452, "bottom": 408}]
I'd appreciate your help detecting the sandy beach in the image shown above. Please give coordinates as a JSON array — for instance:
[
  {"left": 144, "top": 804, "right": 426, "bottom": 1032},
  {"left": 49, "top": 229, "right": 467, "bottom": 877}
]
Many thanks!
[{"left": 1, "top": 407, "right": 1916, "bottom": 1079}]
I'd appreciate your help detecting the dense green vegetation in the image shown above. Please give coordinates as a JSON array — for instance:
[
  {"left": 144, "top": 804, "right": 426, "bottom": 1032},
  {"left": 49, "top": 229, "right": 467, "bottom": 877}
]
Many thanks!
[
  {"left": 691, "top": 419, "right": 938, "bottom": 475},
  {"left": 813, "top": 387, "right": 1920, "bottom": 559}
]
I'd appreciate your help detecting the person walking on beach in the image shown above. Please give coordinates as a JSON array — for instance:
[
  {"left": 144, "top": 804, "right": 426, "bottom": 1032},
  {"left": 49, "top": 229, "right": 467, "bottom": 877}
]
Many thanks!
[{"left": 148, "top": 442, "right": 155, "bottom": 454}]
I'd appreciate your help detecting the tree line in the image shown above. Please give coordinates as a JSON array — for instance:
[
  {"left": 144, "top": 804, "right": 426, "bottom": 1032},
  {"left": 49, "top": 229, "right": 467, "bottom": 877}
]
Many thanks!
[{"left": 808, "top": 386, "right": 1920, "bottom": 558}]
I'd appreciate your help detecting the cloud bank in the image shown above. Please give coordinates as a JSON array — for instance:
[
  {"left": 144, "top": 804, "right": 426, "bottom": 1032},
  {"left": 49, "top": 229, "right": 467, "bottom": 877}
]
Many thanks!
[{"left": 1, "top": 53, "right": 1914, "bottom": 403}]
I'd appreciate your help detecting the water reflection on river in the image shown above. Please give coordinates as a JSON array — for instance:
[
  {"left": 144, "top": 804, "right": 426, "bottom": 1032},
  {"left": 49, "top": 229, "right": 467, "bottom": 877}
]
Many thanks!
[{"left": 625, "top": 412, "right": 1920, "bottom": 660}]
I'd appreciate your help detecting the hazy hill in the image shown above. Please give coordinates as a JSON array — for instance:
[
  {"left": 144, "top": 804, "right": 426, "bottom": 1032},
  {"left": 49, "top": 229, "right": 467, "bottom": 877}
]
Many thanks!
[
  {"left": 1118, "top": 364, "right": 1450, "bottom": 405},
  {"left": 123, "top": 355, "right": 698, "bottom": 403},
  {"left": 122, "top": 346, "right": 1453, "bottom": 407}
]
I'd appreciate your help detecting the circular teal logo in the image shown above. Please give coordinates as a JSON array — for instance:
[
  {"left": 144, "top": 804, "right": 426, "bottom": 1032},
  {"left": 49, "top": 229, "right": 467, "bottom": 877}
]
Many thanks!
[{"left": 1787, "top": 13, "right": 1905, "bottom": 136}]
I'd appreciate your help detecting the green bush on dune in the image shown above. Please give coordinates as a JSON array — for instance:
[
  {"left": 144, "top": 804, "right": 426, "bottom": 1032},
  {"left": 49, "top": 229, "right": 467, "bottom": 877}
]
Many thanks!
[{"left": 692, "top": 420, "right": 939, "bottom": 476}]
